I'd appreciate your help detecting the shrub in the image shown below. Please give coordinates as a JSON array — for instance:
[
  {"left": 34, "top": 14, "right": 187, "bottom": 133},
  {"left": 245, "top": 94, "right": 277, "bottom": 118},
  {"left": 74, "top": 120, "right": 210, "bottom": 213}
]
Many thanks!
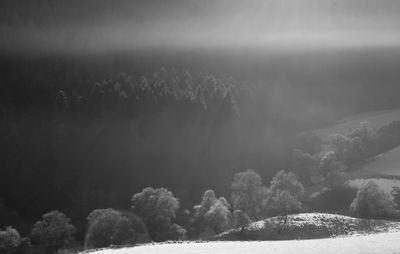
[
  {"left": 31, "top": 211, "right": 75, "bottom": 254},
  {"left": 162, "top": 224, "right": 186, "bottom": 241}
]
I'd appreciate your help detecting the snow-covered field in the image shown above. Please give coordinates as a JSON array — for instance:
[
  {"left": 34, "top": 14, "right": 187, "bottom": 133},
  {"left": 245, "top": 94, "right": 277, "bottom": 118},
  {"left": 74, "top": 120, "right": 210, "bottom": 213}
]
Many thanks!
[{"left": 87, "top": 232, "right": 400, "bottom": 254}]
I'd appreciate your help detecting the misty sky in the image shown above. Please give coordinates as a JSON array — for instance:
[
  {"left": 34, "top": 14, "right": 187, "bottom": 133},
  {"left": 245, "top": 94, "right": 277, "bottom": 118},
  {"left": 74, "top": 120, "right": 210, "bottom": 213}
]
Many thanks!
[{"left": 1, "top": 0, "right": 400, "bottom": 53}]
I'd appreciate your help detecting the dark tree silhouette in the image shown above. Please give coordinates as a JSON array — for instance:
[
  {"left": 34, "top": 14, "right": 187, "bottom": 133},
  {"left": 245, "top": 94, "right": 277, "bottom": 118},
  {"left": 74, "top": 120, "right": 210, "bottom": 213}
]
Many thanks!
[{"left": 31, "top": 211, "right": 76, "bottom": 254}]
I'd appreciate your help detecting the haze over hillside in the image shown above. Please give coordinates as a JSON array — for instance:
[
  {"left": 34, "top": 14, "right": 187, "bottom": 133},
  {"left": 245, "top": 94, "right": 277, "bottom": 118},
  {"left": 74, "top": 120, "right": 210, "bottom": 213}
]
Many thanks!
[
  {"left": 3, "top": 1, "right": 400, "bottom": 254},
  {"left": 2, "top": 0, "right": 400, "bottom": 53}
]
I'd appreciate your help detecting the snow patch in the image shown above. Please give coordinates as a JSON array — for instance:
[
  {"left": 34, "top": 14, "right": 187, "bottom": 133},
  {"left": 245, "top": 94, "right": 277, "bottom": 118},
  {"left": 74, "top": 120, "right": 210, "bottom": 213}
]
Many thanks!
[{"left": 86, "top": 232, "right": 400, "bottom": 254}]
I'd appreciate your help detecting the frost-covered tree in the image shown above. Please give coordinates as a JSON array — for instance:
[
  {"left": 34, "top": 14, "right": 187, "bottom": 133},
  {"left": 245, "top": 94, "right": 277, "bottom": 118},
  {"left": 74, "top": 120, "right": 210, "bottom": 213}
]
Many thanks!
[
  {"left": 0, "top": 226, "right": 22, "bottom": 254},
  {"left": 348, "top": 121, "right": 376, "bottom": 145},
  {"left": 84, "top": 67, "right": 245, "bottom": 116},
  {"left": 110, "top": 216, "right": 136, "bottom": 246},
  {"left": 325, "top": 171, "right": 348, "bottom": 190},
  {"left": 330, "top": 132, "right": 366, "bottom": 164},
  {"left": 204, "top": 199, "right": 231, "bottom": 234},
  {"left": 193, "top": 190, "right": 231, "bottom": 236},
  {"left": 291, "top": 149, "right": 318, "bottom": 184},
  {"left": 391, "top": 186, "right": 400, "bottom": 209},
  {"left": 271, "top": 190, "right": 302, "bottom": 232},
  {"left": 85, "top": 208, "right": 140, "bottom": 249},
  {"left": 131, "top": 187, "right": 183, "bottom": 241},
  {"left": 349, "top": 136, "right": 364, "bottom": 162},
  {"left": 319, "top": 151, "right": 340, "bottom": 177},
  {"left": 270, "top": 170, "right": 304, "bottom": 198},
  {"left": 350, "top": 181, "right": 395, "bottom": 220},
  {"left": 231, "top": 169, "right": 269, "bottom": 220},
  {"left": 193, "top": 190, "right": 217, "bottom": 218},
  {"left": 269, "top": 171, "right": 304, "bottom": 231},
  {"left": 233, "top": 210, "right": 251, "bottom": 235},
  {"left": 329, "top": 134, "right": 351, "bottom": 162},
  {"left": 31, "top": 211, "right": 76, "bottom": 254}
]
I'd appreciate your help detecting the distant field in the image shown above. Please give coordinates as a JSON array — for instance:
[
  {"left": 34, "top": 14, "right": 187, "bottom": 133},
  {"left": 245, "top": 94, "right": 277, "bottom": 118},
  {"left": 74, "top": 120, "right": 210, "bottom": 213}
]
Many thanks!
[
  {"left": 313, "top": 108, "right": 400, "bottom": 151},
  {"left": 347, "top": 147, "right": 400, "bottom": 194},
  {"left": 87, "top": 232, "right": 400, "bottom": 254},
  {"left": 312, "top": 108, "right": 400, "bottom": 177},
  {"left": 349, "top": 178, "right": 400, "bottom": 196},
  {"left": 358, "top": 147, "right": 400, "bottom": 176},
  {"left": 309, "top": 108, "right": 400, "bottom": 195}
]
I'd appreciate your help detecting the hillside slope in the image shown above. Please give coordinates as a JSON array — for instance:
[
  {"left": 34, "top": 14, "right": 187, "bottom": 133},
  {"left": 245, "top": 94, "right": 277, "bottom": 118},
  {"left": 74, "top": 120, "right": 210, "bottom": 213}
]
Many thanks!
[
  {"left": 215, "top": 213, "right": 400, "bottom": 241},
  {"left": 84, "top": 213, "right": 400, "bottom": 254},
  {"left": 311, "top": 108, "right": 400, "bottom": 179},
  {"left": 86, "top": 231, "right": 400, "bottom": 254},
  {"left": 356, "top": 146, "right": 400, "bottom": 176},
  {"left": 313, "top": 108, "right": 400, "bottom": 151}
]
